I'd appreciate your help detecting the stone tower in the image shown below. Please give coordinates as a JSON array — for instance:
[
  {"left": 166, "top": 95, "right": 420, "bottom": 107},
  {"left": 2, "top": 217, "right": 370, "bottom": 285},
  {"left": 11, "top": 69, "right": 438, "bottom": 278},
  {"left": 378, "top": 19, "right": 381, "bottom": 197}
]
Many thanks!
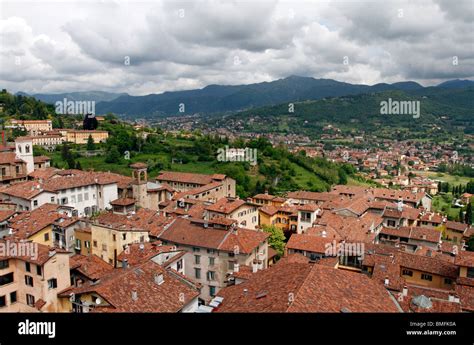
[{"left": 130, "top": 162, "right": 148, "bottom": 208}]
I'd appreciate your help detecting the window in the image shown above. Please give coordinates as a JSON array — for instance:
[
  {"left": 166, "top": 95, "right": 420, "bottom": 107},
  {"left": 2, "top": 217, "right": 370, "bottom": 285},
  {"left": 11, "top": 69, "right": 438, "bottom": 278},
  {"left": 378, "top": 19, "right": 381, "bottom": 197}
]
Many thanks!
[
  {"left": 421, "top": 274, "right": 432, "bottom": 281},
  {"left": 207, "top": 249, "right": 215, "bottom": 254},
  {"left": 113, "top": 234, "right": 116, "bottom": 242},
  {"left": 84, "top": 193, "right": 89, "bottom": 201},
  {"left": 209, "top": 257, "right": 215, "bottom": 266},
  {"left": 402, "top": 269, "right": 413, "bottom": 277},
  {"left": 25, "top": 275, "right": 34, "bottom": 287},
  {"left": 16, "top": 166, "right": 20, "bottom": 174},
  {"left": 1, "top": 167, "right": 5, "bottom": 176},
  {"left": 194, "top": 268, "right": 201, "bottom": 279},
  {"left": 0, "top": 260, "right": 8, "bottom": 269},
  {"left": 209, "top": 286, "right": 216, "bottom": 297},
  {"left": 387, "top": 220, "right": 396, "bottom": 227},
  {"left": 33, "top": 200, "right": 38, "bottom": 207},
  {"left": 93, "top": 241, "right": 98, "bottom": 248},
  {"left": 194, "top": 255, "right": 201, "bottom": 264},
  {"left": 44, "top": 233, "right": 49, "bottom": 242},
  {"left": 47, "top": 278, "right": 57, "bottom": 289},
  {"left": 228, "top": 261, "right": 235, "bottom": 270},
  {"left": 25, "top": 145, "right": 30, "bottom": 153},
  {"left": 102, "top": 244, "right": 107, "bottom": 251},
  {"left": 177, "top": 259, "right": 183, "bottom": 271},
  {"left": 192, "top": 247, "right": 200, "bottom": 252},
  {"left": 78, "top": 194, "right": 83, "bottom": 202},
  {"left": 0, "top": 295, "right": 5, "bottom": 308},
  {"left": 26, "top": 294, "right": 35, "bottom": 307},
  {"left": 122, "top": 234, "right": 126, "bottom": 240},
  {"left": 467, "top": 267, "right": 474, "bottom": 279},
  {"left": 25, "top": 262, "right": 31, "bottom": 272},
  {"left": 36, "top": 265, "right": 42, "bottom": 276},
  {"left": 75, "top": 239, "right": 81, "bottom": 249},
  {"left": 444, "top": 278, "right": 452, "bottom": 285},
  {"left": 300, "top": 212, "right": 311, "bottom": 222},
  {"left": 0, "top": 273, "right": 13, "bottom": 286},
  {"left": 228, "top": 252, "right": 235, "bottom": 257},
  {"left": 85, "top": 241, "right": 90, "bottom": 249},
  {"left": 10, "top": 291, "right": 17, "bottom": 304},
  {"left": 207, "top": 271, "right": 216, "bottom": 281},
  {"left": 50, "top": 197, "right": 55, "bottom": 203}
]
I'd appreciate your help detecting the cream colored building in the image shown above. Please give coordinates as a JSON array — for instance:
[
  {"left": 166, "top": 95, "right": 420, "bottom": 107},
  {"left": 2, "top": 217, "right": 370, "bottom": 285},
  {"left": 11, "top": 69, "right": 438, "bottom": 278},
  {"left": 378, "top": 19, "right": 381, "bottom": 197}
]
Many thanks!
[
  {"left": 10, "top": 120, "right": 53, "bottom": 136},
  {"left": 66, "top": 130, "right": 109, "bottom": 144},
  {"left": 0, "top": 242, "right": 70, "bottom": 312}
]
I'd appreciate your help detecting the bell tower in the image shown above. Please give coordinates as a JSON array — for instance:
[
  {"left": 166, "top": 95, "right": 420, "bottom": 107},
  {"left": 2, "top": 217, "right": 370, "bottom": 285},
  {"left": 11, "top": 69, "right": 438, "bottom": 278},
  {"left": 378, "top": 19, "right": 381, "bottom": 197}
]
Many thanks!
[
  {"left": 15, "top": 137, "right": 34, "bottom": 174},
  {"left": 130, "top": 162, "right": 148, "bottom": 208}
]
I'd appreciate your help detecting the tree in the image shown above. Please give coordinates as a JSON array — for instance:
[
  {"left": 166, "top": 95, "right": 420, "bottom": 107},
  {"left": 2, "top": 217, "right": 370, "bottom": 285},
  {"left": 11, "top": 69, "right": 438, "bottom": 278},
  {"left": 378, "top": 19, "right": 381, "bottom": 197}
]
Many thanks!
[
  {"left": 86, "top": 135, "right": 95, "bottom": 151},
  {"left": 61, "top": 143, "right": 76, "bottom": 169},
  {"left": 467, "top": 235, "right": 474, "bottom": 252},
  {"left": 105, "top": 146, "right": 121, "bottom": 163},
  {"left": 459, "top": 208, "right": 464, "bottom": 223},
  {"left": 262, "top": 225, "right": 286, "bottom": 257},
  {"left": 75, "top": 160, "right": 82, "bottom": 170},
  {"left": 465, "top": 202, "right": 473, "bottom": 225}
]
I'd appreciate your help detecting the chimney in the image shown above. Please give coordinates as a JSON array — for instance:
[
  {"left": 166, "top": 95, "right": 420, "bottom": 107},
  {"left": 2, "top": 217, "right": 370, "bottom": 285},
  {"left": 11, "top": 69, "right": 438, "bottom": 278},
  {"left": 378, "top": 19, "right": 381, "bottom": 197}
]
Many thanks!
[
  {"left": 402, "top": 286, "right": 408, "bottom": 297},
  {"left": 454, "top": 295, "right": 460, "bottom": 303},
  {"left": 131, "top": 290, "right": 138, "bottom": 301},
  {"left": 122, "top": 259, "right": 128, "bottom": 269},
  {"left": 448, "top": 293, "right": 455, "bottom": 302},
  {"left": 233, "top": 263, "right": 240, "bottom": 273},
  {"left": 154, "top": 273, "right": 164, "bottom": 285},
  {"left": 384, "top": 277, "right": 389, "bottom": 286},
  {"left": 243, "top": 288, "right": 248, "bottom": 296},
  {"left": 252, "top": 261, "right": 258, "bottom": 273}
]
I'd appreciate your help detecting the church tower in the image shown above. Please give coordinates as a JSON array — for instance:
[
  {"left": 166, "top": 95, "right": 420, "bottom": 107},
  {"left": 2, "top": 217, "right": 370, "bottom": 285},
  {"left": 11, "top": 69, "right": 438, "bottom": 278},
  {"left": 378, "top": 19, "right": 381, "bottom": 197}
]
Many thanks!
[
  {"left": 15, "top": 137, "right": 34, "bottom": 174},
  {"left": 130, "top": 162, "right": 149, "bottom": 208}
]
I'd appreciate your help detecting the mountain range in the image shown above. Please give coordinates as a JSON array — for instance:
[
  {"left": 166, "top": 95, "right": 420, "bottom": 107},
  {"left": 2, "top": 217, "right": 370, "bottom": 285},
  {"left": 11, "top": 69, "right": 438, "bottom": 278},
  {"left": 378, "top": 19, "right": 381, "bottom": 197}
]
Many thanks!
[{"left": 17, "top": 76, "right": 474, "bottom": 118}]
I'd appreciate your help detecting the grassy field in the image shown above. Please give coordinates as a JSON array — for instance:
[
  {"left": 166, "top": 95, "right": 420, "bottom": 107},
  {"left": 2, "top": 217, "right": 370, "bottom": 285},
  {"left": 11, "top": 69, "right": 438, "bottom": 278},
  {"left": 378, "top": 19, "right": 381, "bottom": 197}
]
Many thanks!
[
  {"left": 414, "top": 171, "right": 472, "bottom": 185},
  {"left": 432, "top": 194, "right": 463, "bottom": 221}
]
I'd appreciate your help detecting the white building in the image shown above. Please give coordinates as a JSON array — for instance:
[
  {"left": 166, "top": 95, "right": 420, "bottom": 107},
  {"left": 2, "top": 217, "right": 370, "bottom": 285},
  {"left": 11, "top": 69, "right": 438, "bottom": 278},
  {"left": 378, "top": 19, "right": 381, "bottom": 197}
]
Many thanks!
[{"left": 0, "top": 172, "right": 119, "bottom": 216}]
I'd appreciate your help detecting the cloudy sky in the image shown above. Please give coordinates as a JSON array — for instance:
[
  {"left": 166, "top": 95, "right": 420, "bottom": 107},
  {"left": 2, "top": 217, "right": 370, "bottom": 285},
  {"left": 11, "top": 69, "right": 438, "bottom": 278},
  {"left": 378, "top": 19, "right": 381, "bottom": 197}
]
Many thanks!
[{"left": 1, "top": 0, "right": 473, "bottom": 95}]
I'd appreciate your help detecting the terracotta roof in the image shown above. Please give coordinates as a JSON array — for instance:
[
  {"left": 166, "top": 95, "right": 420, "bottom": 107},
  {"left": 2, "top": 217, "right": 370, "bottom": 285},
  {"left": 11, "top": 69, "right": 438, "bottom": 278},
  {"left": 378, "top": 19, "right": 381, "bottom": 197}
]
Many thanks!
[
  {"left": 455, "top": 250, "right": 474, "bottom": 268},
  {"left": 445, "top": 220, "right": 469, "bottom": 232},
  {"left": 28, "top": 167, "right": 60, "bottom": 180},
  {"left": 0, "top": 152, "right": 25, "bottom": 165},
  {"left": 206, "top": 198, "right": 246, "bottom": 214},
  {"left": 0, "top": 239, "right": 68, "bottom": 265},
  {"left": 252, "top": 193, "right": 278, "bottom": 201},
  {"left": 287, "top": 191, "right": 338, "bottom": 202},
  {"left": 455, "top": 283, "right": 474, "bottom": 312},
  {"left": 33, "top": 156, "right": 51, "bottom": 163},
  {"left": 94, "top": 208, "right": 169, "bottom": 235},
  {"left": 158, "top": 217, "right": 268, "bottom": 254},
  {"left": 70, "top": 254, "right": 114, "bottom": 280},
  {"left": 62, "top": 260, "right": 199, "bottom": 312},
  {"left": 0, "top": 209, "right": 17, "bottom": 222},
  {"left": 129, "top": 162, "right": 148, "bottom": 169},
  {"left": 408, "top": 226, "right": 442, "bottom": 243},
  {"left": 216, "top": 261, "right": 399, "bottom": 312},
  {"left": 7, "top": 204, "right": 64, "bottom": 239},
  {"left": 395, "top": 285, "right": 462, "bottom": 313},
  {"left": 117, "top": 242, "right": 178, "bottom": 266},
  {"left": 157, "top": 171, "right": 216, "bottom": 185},
  {"left": 110, "top": 198, "right": 135, "bottom": 206},
  {"left": 2, "top": 171, "right": 125, "bottom": 200},
  {"left": 287, "top": 234, "right": 334, "bottom": 254}
]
